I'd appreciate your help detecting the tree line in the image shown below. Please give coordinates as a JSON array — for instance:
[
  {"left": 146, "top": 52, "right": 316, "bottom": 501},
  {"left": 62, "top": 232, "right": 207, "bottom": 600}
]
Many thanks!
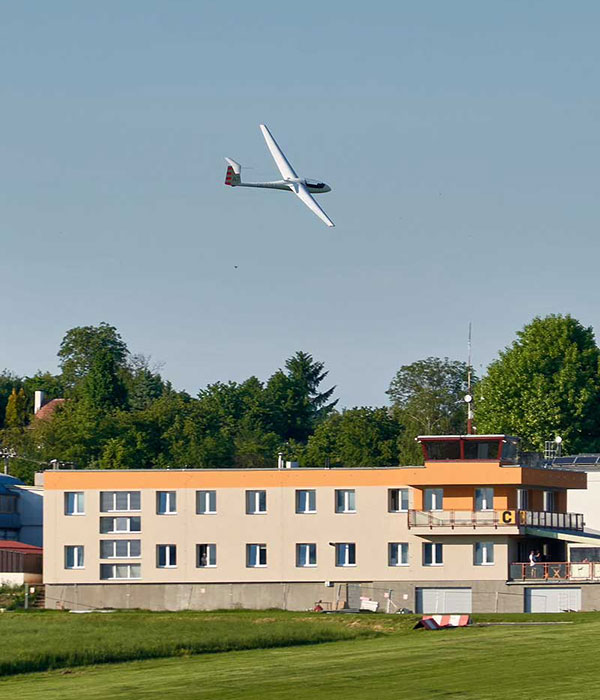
[{"left": 2, "top": 313, "right": 600, "bottom": 482}]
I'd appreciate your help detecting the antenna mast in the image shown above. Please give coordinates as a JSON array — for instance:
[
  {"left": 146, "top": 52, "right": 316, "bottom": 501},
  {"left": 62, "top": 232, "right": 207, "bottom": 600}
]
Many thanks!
[{"left": 465, "top": 323, "right": 474, "bottom": 434}]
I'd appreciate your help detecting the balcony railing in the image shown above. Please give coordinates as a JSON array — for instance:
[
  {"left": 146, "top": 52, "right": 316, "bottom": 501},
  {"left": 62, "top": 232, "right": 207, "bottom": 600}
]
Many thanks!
[
  {"left": 510, "top": 562, "right": 600, "bottom": 582},
  {"left": 407, "top": 509, "right": 584, "bottom": 531}
]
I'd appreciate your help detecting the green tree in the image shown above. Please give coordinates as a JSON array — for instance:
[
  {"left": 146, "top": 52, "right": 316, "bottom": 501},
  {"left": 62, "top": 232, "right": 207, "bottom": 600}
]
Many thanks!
[
  {"left": 476, "top": 314, "right": 600, "bottom": 452},
  {"left": 4, "top": 388, "right": 28, "bottom": 428},
  {"left": 80, "top": 349, "right": 128, "bottom": 411},
  {"left": 58, "top": 322, "right": 129, "bottom": 393},
  {"left": 0, "top": 372, "right": 23, "bottom": 429}
]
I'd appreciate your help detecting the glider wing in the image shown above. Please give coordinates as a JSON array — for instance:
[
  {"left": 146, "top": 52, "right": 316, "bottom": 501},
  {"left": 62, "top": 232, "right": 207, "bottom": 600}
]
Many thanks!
[
  {"left": 260, "top": 124, "right": 298, "bottom": 180},
  {"left": 292, "top": 182, "right": 335, "bottom": 227}
]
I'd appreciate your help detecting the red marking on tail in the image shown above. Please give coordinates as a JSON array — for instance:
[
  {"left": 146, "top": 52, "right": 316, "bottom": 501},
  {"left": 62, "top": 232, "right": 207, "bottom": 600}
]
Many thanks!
[{"left": 225, "top": 166, "right": 235, "bottom": 185}]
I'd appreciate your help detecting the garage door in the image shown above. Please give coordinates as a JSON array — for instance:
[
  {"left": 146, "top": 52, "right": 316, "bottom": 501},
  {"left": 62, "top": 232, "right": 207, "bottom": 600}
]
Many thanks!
[
  {"left": 416, "top": 588, "right": 472, "bottom": 614},
  {"left": 524, "top": 588, "right": 581, "bottom": 613}
]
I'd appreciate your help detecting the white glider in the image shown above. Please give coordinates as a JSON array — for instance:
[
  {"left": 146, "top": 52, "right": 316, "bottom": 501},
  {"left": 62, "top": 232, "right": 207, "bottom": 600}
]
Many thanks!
[{"left": 225, "top": 124, "right": 334, "bottom": 227}]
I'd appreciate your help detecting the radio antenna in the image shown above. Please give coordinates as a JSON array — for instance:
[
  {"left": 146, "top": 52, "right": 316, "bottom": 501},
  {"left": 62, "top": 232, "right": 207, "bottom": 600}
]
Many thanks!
[{"left": 465, "top": 322, "right": 474, "bottom": 434}]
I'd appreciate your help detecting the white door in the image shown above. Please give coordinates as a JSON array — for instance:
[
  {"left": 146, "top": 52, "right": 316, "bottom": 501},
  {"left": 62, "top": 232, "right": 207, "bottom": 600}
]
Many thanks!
[
  {"left": 524, "top": 587, "right": 581, "bottom": 613},
  {"left": 416, "top": 587, "right": 472, "bottom": 613}
]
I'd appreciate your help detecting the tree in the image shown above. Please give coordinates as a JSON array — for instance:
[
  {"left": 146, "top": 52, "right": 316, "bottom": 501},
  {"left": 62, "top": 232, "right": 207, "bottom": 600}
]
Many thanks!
[
  {"left": 126, "top": 354, "right": 170, "bottom": 411},
  {"left": 58, "top": 323, "right": 129, "bottom": 393},
  {"left": 476, "top": 315, "right": 600, "bottom": 452},
  {"left": 4, "top": 388, "right": 27, "bottom": 428},
  {"left": 0, "top": 372, "right": 23, "bottom": 429},
  {"left": 302, "top": 407, "right": 401, "bottom": 467},
  {"left": 79, "top": 348, "right": 128, "bottom": 411}
]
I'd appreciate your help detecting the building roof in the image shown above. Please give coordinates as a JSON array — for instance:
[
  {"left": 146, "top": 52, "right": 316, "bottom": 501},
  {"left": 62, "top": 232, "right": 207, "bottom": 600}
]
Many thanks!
[
  {"left": 0, "top": 540, "right": 42, "bottom": 554},
  {"left": 34, "top": 398, "right": 66, "bottom": 421}
]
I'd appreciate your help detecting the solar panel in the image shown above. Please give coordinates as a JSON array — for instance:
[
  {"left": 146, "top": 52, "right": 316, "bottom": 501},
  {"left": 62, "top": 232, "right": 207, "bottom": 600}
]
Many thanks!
[
  {"left": 552, "top": 457, "right": 573, "bottom": 465},
  {"left": 575, "top": 456, "right": 599, "bottom": 465}
]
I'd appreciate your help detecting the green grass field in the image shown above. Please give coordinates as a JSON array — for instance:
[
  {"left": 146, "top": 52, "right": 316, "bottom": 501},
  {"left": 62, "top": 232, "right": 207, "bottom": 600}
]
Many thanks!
[{"left": 0, "top": 610, "right": 598, "bottom": 699}]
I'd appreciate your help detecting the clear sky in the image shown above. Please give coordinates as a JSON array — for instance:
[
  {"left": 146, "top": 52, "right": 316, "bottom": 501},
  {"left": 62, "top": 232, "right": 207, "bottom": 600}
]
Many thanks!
[{"left": 2, "top": 1, "right": 600, "bottom": 407}]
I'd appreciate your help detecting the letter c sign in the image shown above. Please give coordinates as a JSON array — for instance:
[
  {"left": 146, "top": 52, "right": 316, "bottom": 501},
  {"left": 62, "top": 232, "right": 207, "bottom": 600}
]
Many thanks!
[{"left": 501, "top": 510, "right": 516, "bottom": 524}]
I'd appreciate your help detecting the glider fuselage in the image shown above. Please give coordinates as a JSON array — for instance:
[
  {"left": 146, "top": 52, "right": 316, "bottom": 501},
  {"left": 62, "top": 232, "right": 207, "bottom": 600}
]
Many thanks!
[{"left": 234, "top": 179, "right": 331, "bottom": 195}]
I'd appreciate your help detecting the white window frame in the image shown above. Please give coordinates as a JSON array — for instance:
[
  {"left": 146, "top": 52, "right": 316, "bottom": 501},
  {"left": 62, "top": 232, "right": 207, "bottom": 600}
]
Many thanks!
[
  {"left": 475, "top": 487, "right": 494, "bottom": 511},
  {"left": 100, "top": 540, "right": 141, "bottom": 559},
  {"left": 388, "top": 542, "right": 409, "bottom": 567},
  {"left": 296, "top": 543, "right": 317, "bottom": 567},
  {"left": 100, "top": 563, "right": 141, "bottom": 580},
  {"left": 423, "top": 542, "right": 443, "bottom": 566},
  {"left": 474, "top": 541, "right": 494, "bottom": 566},
  {"left": 424, "top": 488, "right": 443, "bottom": 511},
  {"left": 246, "top": 543, "right": 267, "bottom": 568},
  {"left": 544, "top": 490, "right": 556, "bottom": 513},
  {"left": 246, "top": 490, "right": 267, "bottom": 515},
  {"left": 196, "top": 490, "right": 217, "bottom": 514},
  {"left": 156, "top": 544, "right": 177, "bottom": 568},
  {"left": 517, "top": 488, "right": 529, "bottom": 510},
  {"left": 335, "top": 542, "right": 356, "bottom": 567},
  {"left": 388, "top": 488, "right": 409, "bottom": 513},
  {"left": 156, "top": 491, "right": 177, "bottom": 515},
  {"left": 295, "top": 489, "right": 316, "bottom": 514},
  {"left": 64, "top": 545, "right": 84, "bottom": 569},
  {"left": 196, "top": 543, "right": 217, "bottom": 568},
  {"left": 335, "top": 489, "right": 356, "bottom": 514},
  {"left": 100, "top": 516, "right": 141, "bottom": 534},
  {"left": 100, "top": 491, "right": 141, "bottom": 513},
  {"left": 64, "top": 492, "right": 85, "bottom": 516}
]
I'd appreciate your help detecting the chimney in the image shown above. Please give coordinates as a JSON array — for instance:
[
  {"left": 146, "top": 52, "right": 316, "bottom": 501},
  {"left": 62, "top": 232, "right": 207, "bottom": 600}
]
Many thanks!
[{"left": 34, "top": 390, "right": 45, "bottom": 414}]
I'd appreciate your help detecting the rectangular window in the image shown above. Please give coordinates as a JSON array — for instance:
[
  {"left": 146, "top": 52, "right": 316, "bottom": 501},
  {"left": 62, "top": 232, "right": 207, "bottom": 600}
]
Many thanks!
[
  {"left": 388, "top": 542, "right": 409, "bottom": 566},
  {"left": 296, "top": 543, "right": 317, "bottom": 567},
  {"left": 296, "top": 489, "right": 316, "bottom": 514},
  {"left": 100, "top": 491, "right": 141, "bottom": 513},
  {"left": 544, "top": 491, "right": 556, "bottom": 512},
  {"left": 156, "top": 544, "right": 177, "bottom": 568},
  {"left": 335, "top": 489, "right": 356, "bottom": 513},
  {"left": 100, "top": 540, "right": 141, "bottom": 559},
  {"left": 475, "top": 487, "right": 494, "bottom": 511},
  {"left": 100, "top": 516, "right": 141, "bottom": 534},
  {"left": 474, "top": 542, "right": 494, "bottom": 565},
  {"left": 388, "top": 488, "right": 409, "bottom": 512},
  {"left": 517, "top": 488, "right": 529, "bottom": 510},
  {"left": 156, "top": 491, "right": 176, "bottom": 515},
  {"left": 196, "top": 490, "right": 217, "bottom": 514},
  {"left": 246, "top": 544, "right": 267, "bottom": 567},
  {"left": 423, "top": 543, "right": 443, "bottom": 566},
  {"left": 100, "top": 563, "right": 141, "bottom": 580},
  {"left": 196, "top": 544, "right": 217, "bottom": 568},
  {"left": 64, "top": 545, "right": 84, "bottom": 569},
  {"left": 64, "top": 492, "right": 84, "bottom": 515},
  {"left": 335, "top": 543, "right": 356, "bottom": 567},
  {"left": 246, "top": 490, "right": 267, "bottom": 514},
  {"left": 424, "top": 488, "right": 443, "bottom": 511}
]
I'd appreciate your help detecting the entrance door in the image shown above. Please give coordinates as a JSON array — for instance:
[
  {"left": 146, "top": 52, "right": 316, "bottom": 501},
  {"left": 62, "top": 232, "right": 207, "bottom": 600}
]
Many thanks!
[
  {"left": 416, "top": 588, "right": 472, "bottom": 613},
  {"left": 524, "top": 587, "right": 581, "bottom": 612}
]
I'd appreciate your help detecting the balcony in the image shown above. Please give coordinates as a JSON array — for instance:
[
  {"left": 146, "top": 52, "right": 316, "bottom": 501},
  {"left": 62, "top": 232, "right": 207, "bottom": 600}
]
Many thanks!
[
  {"left": 407, "top": 509, "right": 584, "bottom": 531},
  {"left": 510, "top": 562, "right": 600, "bottom": 582}
]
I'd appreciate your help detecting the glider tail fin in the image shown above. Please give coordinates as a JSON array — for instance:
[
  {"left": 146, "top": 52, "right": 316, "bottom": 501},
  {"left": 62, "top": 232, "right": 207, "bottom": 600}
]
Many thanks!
[{"left": 225, "top": 158, "right": 242, "bottom": 186}]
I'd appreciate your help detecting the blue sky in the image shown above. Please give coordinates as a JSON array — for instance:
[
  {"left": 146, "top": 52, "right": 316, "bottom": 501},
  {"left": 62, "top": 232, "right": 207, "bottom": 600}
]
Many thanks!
[{"left": 2, "top": 2, "right": 600, "bottom": 406}]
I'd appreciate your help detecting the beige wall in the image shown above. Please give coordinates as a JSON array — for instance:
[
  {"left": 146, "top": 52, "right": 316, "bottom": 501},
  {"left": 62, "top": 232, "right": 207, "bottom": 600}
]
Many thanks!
[{"left": 44, "top": 474, "right": 513, "bottom": 587}]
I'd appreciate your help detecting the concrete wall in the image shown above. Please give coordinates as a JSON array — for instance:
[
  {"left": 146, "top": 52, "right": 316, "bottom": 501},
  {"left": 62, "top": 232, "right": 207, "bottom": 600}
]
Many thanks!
[{"left": 0, "top": 572, "right": 42, "bottom": 585}]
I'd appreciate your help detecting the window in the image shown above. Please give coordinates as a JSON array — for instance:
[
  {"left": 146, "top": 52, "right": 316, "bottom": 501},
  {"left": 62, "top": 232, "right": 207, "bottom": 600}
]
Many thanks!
[
  {"left": 474, "top": 542, "right": 494, "bottom": 565},
  {"left": 196, "top": 544, "right": 217, "bottom": 568},
  {"left": 100, "top": 516, "right": 141, "bottom": 534},
  {"left": 100, "top": 540, "right": 141, "bottom": 559},
  {"left": 196, "top": 490, "right": 217, "bottom": 514},
  {"left": 423, "top": 543, "right": 443, "bottom": 566},
  {"left": 335, "top": 543, "right": 356, "bottom": 567},
  {"left": 464, "top": 440, "right": 500, "bottom": 460},
  {"left": 388, "top": 542, "right": 409, "bottom": 566},
  {"left": 389, "top": 488, "right": 409, "bottom": 512},
  {"left": 0, "top": 495, "right": 16, "bottom": 514},
  {"left": 424, "top": 488, "right": 443, "bottom": 511},
  {"left": 425, "top": 441, "right": 461, "bottom": 460},
  {"left": 296, "top": 543, "right": 317, "bottom": 567},
  {"left": 156, "top": 491, "right": 176, "bottom": 515},
  {"left": 64, "top": 545, "right": 84, "bottom": 569},
  {"left": 100, "top": 491, "right": 141, "bottom": 513},
  {"left": 517, "top": 488, "right": 529, "bottom": 510},
  {"left": 475, "top": 487, "right": 494, "bottom": 511},
  {"left": 156, "top": 544, "right": 177, "bottom": 568},
  {"left": 335, "top": 489, "right": 356, "bottom": 513},
  {"left": 246, "top": 490, "right": 267, "bottom": 514},
  {"left": 544, "top": 491, "right": 556, "bottom": 512},
  {"left": 100, "top": 563, "right": 141, "bottom": 580},
  {"left": 247, "top": 544, "right": 267, "bottom": 567},
  {"left": 296, "top": 489, "right": 316, "bottom": 514},
  {"left": 64, "top": 492, "right": 84, "bottom": 515}
]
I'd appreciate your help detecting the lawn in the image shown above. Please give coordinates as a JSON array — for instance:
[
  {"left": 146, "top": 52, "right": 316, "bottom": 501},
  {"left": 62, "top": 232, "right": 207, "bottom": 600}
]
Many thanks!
[
  {"left": 2, "top": 613, "right": 600, "bottom": 699},
  {"left": 1, "top": 611, "right": 599, "bottom": 699}
]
